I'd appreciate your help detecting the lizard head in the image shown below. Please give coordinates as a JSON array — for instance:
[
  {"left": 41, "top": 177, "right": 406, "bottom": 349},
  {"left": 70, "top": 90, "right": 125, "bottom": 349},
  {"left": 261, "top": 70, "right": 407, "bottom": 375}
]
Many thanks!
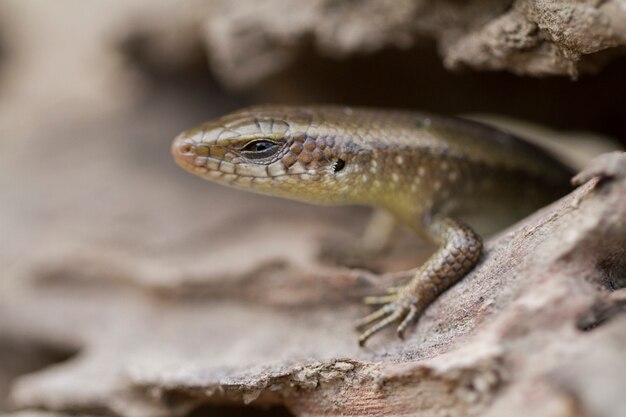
[{"left": 172, "top": 106, "right": 366, "bottom": 205}]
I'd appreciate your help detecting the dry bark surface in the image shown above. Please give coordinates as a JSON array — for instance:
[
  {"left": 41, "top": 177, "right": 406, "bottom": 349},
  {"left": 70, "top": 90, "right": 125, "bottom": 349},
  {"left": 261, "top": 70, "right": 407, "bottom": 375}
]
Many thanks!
[
  {"left": 1, "top": 2, "right": 626, "bottom": 417},
  {"left": 6, "top": 0, "right": 623, "bottom": 89},
  {"left": 198, "top": 0, "right": 626, "bottom": 87}
]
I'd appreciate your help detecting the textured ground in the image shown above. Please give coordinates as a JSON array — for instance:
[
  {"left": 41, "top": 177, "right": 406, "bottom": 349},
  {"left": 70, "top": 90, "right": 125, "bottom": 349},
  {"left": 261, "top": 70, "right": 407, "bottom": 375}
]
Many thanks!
[{"left": 1, "top": 1, "right": 625, "bottom": 417}]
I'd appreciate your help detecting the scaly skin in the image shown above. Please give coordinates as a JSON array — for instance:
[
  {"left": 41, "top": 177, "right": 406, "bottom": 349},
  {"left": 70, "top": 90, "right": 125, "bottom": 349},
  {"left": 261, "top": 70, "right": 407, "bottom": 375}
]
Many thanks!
[{"left": 172, "top": 105, "right": 572, "bottom": 345}]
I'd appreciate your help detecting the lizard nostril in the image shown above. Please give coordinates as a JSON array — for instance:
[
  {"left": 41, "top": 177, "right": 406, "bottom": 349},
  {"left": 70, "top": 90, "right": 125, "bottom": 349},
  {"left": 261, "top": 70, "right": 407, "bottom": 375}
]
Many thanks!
[
  {"left": 180, "top": 143, "right": 193, "bottom": 154},
  {"left": 172, "top": 135, "right": 199, "bottom": 168}
]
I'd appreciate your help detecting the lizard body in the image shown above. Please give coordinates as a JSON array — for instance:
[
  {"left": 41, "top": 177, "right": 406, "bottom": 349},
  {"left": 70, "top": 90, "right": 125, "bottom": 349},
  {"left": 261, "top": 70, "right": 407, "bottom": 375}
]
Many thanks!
[{"left": 172, "top": 105, "right": 572, "bottom": 345}]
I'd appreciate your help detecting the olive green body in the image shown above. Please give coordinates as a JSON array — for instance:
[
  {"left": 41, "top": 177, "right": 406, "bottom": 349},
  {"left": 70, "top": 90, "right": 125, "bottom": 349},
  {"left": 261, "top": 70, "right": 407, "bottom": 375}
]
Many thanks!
[
  {"left": 173, "top": 106, "right": 572, "bottom": 236},
  {"left": 172, "top": 105, "right": 573, "bottom": 345}
]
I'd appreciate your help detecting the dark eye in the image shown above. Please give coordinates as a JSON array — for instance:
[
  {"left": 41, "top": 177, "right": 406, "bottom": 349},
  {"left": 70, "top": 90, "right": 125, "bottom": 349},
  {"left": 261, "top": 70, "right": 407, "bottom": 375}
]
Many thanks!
[{"left": 241, "top": 140, "right": 279, "bottom": 159}]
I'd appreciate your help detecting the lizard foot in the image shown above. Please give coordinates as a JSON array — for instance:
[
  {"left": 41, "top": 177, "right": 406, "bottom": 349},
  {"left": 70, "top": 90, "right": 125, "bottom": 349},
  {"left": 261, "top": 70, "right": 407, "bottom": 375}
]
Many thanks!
[{"left": 355, "top": 288, "right": 420, "bottom": 346}]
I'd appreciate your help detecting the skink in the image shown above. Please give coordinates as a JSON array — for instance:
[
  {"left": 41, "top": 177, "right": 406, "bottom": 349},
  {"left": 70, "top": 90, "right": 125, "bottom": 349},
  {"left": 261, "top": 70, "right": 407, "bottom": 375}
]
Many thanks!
[{"left": 172, "top": 105, "right": 572, "bottom": 345}]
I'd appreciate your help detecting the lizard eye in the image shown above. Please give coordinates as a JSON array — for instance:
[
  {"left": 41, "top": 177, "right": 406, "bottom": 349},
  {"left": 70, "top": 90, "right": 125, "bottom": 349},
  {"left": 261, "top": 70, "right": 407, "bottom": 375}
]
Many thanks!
[{"left": 240, "top": 140, "right": 280, "bottom": 159}]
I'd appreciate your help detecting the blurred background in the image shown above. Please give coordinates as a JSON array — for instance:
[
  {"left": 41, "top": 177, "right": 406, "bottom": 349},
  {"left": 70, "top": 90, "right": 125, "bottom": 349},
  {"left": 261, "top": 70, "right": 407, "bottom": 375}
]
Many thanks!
[{"left": 0, "top": 1, "right": 624, "bottom": 416}]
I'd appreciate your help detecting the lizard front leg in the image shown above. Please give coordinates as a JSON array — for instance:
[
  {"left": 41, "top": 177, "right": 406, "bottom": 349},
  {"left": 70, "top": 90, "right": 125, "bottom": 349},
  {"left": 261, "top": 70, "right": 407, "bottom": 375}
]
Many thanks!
[{"left": 356, "top": 215, "right": 482, "bottom": 346}]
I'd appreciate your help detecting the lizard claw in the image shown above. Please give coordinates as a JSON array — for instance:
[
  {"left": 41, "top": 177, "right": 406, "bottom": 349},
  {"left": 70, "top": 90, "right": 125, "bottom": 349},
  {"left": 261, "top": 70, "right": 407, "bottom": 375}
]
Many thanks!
[
  {"left": 361, "top": 285, "right": 406, "bottom": 305},
  {"left": 356, "top": 289, "right": 420, "bottom": 346}
]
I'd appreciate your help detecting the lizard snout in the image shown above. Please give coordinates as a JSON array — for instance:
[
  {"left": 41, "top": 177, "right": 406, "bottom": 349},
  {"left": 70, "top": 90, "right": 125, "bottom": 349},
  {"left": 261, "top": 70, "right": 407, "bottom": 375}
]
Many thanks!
[{"left": 171, "top": 134, "right": 198, "bottom": 169}]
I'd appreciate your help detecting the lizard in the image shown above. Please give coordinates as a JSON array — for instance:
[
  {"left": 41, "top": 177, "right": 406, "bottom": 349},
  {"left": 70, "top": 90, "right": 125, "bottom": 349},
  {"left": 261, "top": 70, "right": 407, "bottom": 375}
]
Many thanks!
[{"left": 171, "top": 105, "right": 573, "bottom": 346}]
